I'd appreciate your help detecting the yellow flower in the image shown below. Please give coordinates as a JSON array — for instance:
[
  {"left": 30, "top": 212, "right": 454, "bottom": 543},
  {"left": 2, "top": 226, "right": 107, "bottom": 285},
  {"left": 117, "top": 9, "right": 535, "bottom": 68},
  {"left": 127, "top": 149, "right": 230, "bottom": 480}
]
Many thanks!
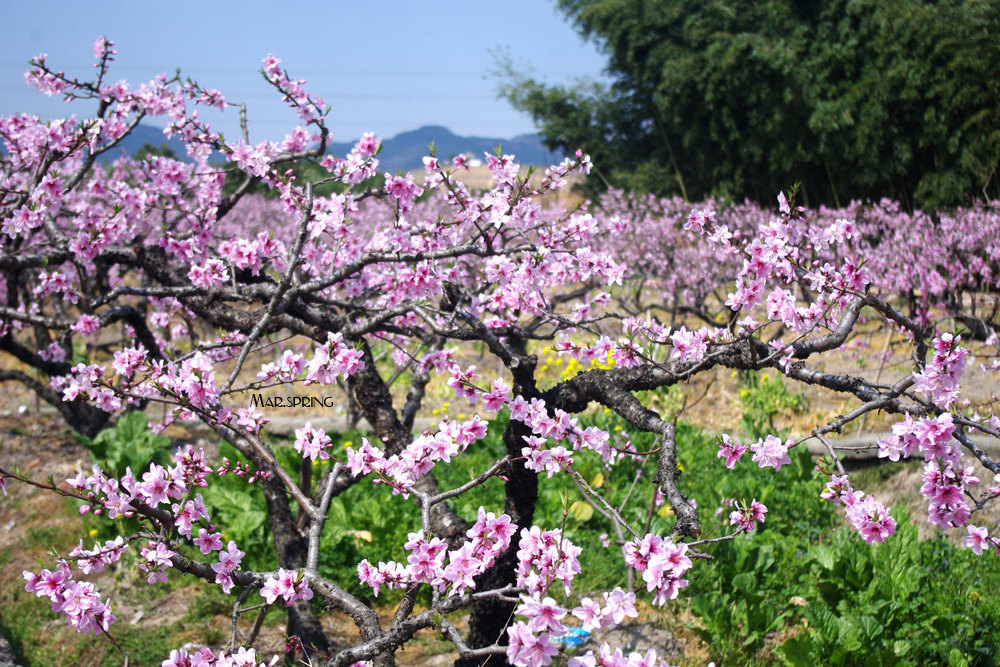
[
  {"left": 344, "top": 440, "right": 353, "bottom": 448},
  {"left": 88, "top": 528, "right": 98, "bottom": 538}
]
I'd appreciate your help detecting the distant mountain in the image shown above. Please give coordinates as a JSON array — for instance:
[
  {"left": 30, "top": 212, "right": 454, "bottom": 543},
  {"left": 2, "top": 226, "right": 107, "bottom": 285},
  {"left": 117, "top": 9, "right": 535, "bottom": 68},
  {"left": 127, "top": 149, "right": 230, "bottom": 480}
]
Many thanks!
[
  {"left": 103, "top": 124, "right": 561, "bottom": 170},
  {"left": 97, "top": 124, "right": 190, "bottom": 163},
  {"left": 329, "top": 125, "right": 562, "bottom": 171}
]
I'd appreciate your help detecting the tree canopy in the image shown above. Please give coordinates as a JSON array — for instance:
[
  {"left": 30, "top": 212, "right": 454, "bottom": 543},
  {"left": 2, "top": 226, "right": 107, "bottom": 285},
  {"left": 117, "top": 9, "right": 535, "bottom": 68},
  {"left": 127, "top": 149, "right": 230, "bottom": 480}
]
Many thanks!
[{"left": 501, "top": 0, "right": 1000, "bottom": 209}]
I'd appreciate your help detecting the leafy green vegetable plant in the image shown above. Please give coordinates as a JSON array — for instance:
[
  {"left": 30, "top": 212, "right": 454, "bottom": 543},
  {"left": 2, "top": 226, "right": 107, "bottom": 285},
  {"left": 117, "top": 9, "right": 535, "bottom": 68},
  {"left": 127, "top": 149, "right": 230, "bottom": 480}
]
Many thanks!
[{"left": 78, "top": 410, "right": 173, "bottom": 480}]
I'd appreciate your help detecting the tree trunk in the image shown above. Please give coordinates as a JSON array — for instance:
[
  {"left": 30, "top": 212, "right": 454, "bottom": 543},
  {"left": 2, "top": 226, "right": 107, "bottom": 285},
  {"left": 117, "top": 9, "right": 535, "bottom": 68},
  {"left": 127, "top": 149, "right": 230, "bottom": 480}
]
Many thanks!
[
  {"left": 259, "top": 481, "right": 334, "bottom": 661},
  {"left": 457, "top": 418, "right": 538, "bottom": 666}
]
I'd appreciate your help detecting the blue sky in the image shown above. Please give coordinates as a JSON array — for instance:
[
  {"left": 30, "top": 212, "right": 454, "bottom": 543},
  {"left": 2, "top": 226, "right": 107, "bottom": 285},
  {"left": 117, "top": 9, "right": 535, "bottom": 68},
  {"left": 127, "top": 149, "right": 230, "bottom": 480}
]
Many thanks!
[{"left": 0, "top": 2, "right": 608, "bottom": 143}]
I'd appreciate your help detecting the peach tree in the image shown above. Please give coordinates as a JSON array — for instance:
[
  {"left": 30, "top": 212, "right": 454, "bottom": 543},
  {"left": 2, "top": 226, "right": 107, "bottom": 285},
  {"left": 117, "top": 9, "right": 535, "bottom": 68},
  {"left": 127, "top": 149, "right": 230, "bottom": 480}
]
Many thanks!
[{"left": 1, "top": 39, "right": 998, "bottom": 667}]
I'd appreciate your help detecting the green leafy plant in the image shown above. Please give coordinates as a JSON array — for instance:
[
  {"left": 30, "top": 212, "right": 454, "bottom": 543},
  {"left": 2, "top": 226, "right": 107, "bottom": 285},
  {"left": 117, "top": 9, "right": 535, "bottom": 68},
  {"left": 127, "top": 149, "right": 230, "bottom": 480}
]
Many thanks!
[
  {"left": 780, "top": 514, "right": 1000, "bottom": 666},
  {"left": 689, "top": 537, "right": 795, "bottom": 661},
  {"left": 77, "top": 410, "right": 174, "bottom": 480},
  {"left": 737, "top": 370, "right": 808, "bottom": 441},
  {"left": 199, "top": 441, "right": 276, "bottom": 571},
  {"left": 679, "top": 437, "right": 834, "bottom": 663}
]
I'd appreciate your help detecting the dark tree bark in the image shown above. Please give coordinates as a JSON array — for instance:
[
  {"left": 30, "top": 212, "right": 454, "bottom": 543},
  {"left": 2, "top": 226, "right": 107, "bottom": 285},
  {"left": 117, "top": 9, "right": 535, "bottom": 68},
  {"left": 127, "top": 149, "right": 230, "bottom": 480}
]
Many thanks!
[
  {"left": 258, "top": 475, "right": 335, "bottom": 660},
  {"left": 457, "top": 417, "right": 539, "bottom": 667},
  {"left": 458, "top": 334, "right": 539, "bottom": 666}
]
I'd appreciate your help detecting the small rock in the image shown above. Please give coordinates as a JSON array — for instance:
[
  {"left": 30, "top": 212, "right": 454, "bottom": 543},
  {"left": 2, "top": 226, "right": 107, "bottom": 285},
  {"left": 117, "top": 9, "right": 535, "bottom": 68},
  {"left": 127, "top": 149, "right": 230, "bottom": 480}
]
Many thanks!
[
  {"left": 0, "top": 632, "right": 20, "bottom": 667},
  {"left": 577, "top": 623, "right": 680, "bottom": 660}
]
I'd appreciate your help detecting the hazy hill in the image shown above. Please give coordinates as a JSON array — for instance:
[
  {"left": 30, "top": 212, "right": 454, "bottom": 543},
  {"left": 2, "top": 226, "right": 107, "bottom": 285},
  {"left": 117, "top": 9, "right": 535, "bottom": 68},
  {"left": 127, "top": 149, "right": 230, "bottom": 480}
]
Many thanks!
[
  {"left": 328, "top": 125, "right": 562, "bottom": 171},
  {"left": 97, "top": 124, "right": 190, "bottom": 163},
  {"left": 101, "top": 124, "right": 560, "bottom": 170}
]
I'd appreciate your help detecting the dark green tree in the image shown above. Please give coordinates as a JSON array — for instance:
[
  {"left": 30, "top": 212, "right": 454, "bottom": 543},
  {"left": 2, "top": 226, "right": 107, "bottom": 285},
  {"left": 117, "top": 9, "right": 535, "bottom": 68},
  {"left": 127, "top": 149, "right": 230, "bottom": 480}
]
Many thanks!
[{"left": 501, "top": 0, "right": 1000, "bottom": 209}]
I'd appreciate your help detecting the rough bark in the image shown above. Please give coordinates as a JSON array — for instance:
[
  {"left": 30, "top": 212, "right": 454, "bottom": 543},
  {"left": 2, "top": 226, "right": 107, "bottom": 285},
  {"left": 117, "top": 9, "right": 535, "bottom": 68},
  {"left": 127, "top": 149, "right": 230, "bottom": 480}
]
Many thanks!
[
  {"left": 458, "top": 334, "right": 539, "bottom": 666},
  {"left": 457, "top": 417, "right": 538, "bottom": 667},
  {"left": 258, "top": 468, "right": 335, "bottom": 660}
]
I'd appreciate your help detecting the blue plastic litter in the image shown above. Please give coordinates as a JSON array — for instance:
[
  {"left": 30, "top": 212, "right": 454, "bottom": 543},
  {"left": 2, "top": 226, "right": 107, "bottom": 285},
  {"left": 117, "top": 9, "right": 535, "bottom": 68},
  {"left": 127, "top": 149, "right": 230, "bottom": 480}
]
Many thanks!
[{"left": 552, "top": 627, "right": 591, "bottom": 649}]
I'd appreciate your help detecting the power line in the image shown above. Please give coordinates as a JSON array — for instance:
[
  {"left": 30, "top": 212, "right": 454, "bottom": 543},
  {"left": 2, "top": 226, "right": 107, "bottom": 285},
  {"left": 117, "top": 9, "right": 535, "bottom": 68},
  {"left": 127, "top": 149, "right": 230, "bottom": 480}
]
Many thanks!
[{"left": 0, "top": 61, "right": 597, "bottom": 78}]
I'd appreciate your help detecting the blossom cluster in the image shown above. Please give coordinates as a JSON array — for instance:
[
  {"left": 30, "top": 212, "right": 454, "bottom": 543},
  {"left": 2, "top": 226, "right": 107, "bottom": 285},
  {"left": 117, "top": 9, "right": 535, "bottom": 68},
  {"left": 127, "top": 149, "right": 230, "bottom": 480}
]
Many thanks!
[
  {"left": 23, "top": 561, "right": 115, "bottom": 635},
  {"left": 358, "top": 508, "right": 516, "bottom": 597},
  {"left": 507, "top": 587, "right": 678, "bottom": 667},
  {"left": 821, "top": 475, "right": 897, "bottom": 544},
  {"left": 161, "top": 646, "right": 278, "bottom": 667},
  {"left": 623, "top": 534, "right": 693, "bottom": 605},
  {"left": 260, "top": 569, "right": 314, "bottom": 607}
]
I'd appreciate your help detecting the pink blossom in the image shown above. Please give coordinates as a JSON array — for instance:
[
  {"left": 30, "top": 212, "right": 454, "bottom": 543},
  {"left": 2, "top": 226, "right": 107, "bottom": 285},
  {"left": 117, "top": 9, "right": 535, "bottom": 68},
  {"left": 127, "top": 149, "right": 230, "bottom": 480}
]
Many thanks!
[
  {"left": 212, "top": 541, "right": 244, "bottom": 580},
  {"left": 482, "top": 378, "right": 511, "bottom": 411},
  {"left": 572, "top": 597, "right": 605, "bottom": 632},
  {"left": 506, "top": 620, "right": 559, "bottom": 667},
  {"left": 965, "top": 525, "right": 990, "bottom": 555},
  {"left": 750, "top": 435, "right": 792, "bottom": 471},
  {"left": 139, "top": 541, "right": 174, "bottom": 585},
  {"left": 670, "top": 326, "right": 708, "bottom": 362},
  {"left": 293, "top": 422, "right": 332, "bottom": 461},
  {"left": 193, "top": 529, "right": 223, "bottom": 555},
  {"left": 845, "top": 495, "right": 897, "bottom": 544},
  {"left": 717, "top": 434, "right": 748, "bottom": 468},
  {"left": 729, "top": 499, "right": 768, "bottom": 532},
  {"left": 602, "top": 587, "right": 638, "bottom": 624},
  {"left": 260, "top": 568, "right": 313, "bottom": 607},
  {"left": 517, "top": 595, "right": 567, "bottom": 634}
]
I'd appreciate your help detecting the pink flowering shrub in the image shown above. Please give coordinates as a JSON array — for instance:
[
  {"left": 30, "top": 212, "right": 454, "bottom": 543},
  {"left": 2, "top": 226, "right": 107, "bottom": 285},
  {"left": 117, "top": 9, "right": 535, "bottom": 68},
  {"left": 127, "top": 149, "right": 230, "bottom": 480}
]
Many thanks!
[{"left": 1, "top": 40, "right": 999, "bottom": 667}]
